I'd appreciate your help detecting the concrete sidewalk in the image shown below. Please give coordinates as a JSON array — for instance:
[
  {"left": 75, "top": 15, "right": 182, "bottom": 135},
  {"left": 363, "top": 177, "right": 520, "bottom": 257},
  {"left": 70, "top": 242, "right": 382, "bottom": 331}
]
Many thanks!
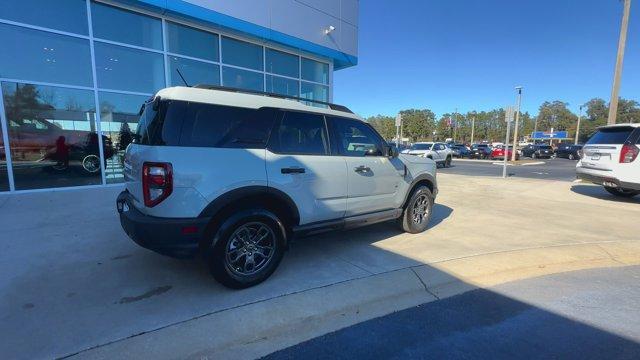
[{"left": 1, "top": 174, "right": 639, "bottom": 359}]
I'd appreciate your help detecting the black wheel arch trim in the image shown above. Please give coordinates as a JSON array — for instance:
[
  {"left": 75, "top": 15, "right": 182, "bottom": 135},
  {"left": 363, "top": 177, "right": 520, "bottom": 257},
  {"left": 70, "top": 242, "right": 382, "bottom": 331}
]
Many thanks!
[
  {"left": 207, "top": 208, "right": 288, "bottom": 256},
  {"left": 198, "top": 185, "right": 300, "bottom": 225},
  {"left": 402, "top": 173, "right": 437, "bottom": 209}
]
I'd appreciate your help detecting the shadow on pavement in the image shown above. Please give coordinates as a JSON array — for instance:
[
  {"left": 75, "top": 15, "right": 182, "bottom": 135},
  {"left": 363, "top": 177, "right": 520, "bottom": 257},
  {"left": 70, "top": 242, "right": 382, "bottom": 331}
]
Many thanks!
[
  {"left": 571, "top": 184, "right": 639, "bottom": 203},
  {"left": 264, "top": 286, "right": 640, "bottom": 360}
]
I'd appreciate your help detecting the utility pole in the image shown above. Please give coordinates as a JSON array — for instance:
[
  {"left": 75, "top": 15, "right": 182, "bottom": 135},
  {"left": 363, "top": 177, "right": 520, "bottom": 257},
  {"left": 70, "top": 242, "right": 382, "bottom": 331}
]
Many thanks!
[
  {"left": 608, "top": 0, "right": 632, "bottom": 125},
  {"left": 470, "top": 116, "right": 476, "bottom": 144},
  {"left": 503, "top": 106, "right": 514, "bottom": 178},
  {"left": 575, "top": 105, "right": 583, "bottom": 145},
  {"left": 453, "top": 108, "right": 458, "bottom": 142},
  {"left": 511, "top": 86, "right": 523, "bottom": 161}
]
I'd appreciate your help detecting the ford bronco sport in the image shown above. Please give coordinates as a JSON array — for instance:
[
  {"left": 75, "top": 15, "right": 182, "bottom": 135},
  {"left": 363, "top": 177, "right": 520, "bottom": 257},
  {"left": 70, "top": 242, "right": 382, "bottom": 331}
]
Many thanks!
[{"left": 117, "top": 85, "right": 438, "bottom": 288}]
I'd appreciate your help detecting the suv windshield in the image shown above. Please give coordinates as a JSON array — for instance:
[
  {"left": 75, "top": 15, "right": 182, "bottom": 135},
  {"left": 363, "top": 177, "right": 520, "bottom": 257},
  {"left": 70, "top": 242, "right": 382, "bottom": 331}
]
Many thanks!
[
  {"left": 587, "top": 127, "right": 635, "bottom": 145},
  {"left": 411, "top": 143, "right": 432, "bottom": 150}
]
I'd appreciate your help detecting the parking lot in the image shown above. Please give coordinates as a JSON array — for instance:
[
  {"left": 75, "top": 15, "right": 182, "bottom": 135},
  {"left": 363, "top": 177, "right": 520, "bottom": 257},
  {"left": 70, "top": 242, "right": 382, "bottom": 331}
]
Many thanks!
[
  {"left": 441, "top": 157, "right": 579, "bottom": 182},
  {"left": 1, "top": 172, "right": 639, "bottom": 359}
]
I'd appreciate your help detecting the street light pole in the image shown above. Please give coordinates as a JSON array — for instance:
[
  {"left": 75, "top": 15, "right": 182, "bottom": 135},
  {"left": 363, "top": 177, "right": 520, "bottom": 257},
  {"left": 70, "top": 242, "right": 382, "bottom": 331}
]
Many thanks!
[
  {"left": 511, "top": 86, "right": 523, "bottom": 161},
  {"left": 608, "top": 0, "right": 632, "bottom": 125},
  {"left": 470, "top": 116, "right": 476, "bottom": 144},
  {"left": 575, "top": 105, "right": 583, "bottom": 145}
]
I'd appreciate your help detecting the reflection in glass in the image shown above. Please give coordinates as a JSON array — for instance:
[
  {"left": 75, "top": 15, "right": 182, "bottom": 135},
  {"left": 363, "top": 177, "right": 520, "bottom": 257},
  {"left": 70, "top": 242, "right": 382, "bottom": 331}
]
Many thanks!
[
  {"left": 1, "top": 82, "right": 106, "bottom": 190},
  {"left": 266, "top": 76, "right": 299, "bottom": 97},
  {"left": 168, "top": 56, "right": 220, "bottom": 87},
  {"left": 94, "top": 42, "right": 165, "bottom": 94},
  {"left": 0, "top": 23, "right": 93, "bottom": 87},
  {"left": 222, "top": 67, "right": 264, "bottom": 92},
  {"left": 265, "top": 49, "right": 299, "bottom": 78},
  {"left": 91, "top": 1, "right": 163, "bottom": 50},
  {"left": 166, "top": 22, "right": 218, "bottom": 61},
  {"left": 301, "top": 82, "right": 329, "bottom": 103},
  {"left": 301, "top": 58, "right": 329, "bottom": 84},
  {"left": 0, "top": 120, "right": 8, "bottom": 191},
  {"left": 98, "top": 92, "right": 147, "bottom": 183},
  {"left": 221, "top": 37, "right": 263, "bottom": 71},
  {"left": 2, "top": 0, "right": 88, "bottom": 35}
]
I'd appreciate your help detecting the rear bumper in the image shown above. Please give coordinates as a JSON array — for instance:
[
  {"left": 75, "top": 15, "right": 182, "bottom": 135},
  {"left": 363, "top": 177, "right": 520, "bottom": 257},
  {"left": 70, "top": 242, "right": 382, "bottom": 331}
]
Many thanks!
[
  {"left": 116, "top": 191, "right": 210, "bottom": 258},
  {"left": 576, "top": 169, "right": 640, "bottom": 191}
]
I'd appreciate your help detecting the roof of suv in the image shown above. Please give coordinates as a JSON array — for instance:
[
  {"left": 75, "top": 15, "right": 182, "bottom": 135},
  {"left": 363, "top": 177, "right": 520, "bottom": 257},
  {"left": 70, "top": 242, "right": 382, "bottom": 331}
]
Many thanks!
[
  {"left": 598, "top": 123, "right": 640, "bottom": 129},
  {"left": 155, "top": 86, "right": 363, "bottom": 121}
]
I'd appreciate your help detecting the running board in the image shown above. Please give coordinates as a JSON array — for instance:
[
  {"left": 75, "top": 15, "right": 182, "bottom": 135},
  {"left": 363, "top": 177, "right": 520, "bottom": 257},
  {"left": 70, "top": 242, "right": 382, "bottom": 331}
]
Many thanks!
[{"left": 293, "top": 209, "right": 403, "bottom": 237}]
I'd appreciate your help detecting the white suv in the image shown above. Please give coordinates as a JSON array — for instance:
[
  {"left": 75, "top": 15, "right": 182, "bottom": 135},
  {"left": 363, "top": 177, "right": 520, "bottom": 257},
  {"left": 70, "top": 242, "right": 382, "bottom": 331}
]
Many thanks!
[
  {"left": 401, "top": 142, "right": 453, "bottom": 167},
  {"left": 576, "top": 124, "right": 640, "bottom": 198},
  {"left": 116, "top": 86, "right": 438, "bottom": 288}
]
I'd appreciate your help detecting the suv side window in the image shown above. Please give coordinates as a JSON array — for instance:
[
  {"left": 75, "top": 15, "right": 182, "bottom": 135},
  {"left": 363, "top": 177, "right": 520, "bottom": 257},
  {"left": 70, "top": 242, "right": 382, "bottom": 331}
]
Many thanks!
[
  {"left": 331, "top": 117, "right": 384, "bottom": 157},
  {"left": 435, "top": 144, "right": 446, "bottom": 151},
  {"left": 269, "top": 111, "right": 329, "bottom": 155},
  {"left": 179, "top": 103, "right": 278, "bottom": 149}
]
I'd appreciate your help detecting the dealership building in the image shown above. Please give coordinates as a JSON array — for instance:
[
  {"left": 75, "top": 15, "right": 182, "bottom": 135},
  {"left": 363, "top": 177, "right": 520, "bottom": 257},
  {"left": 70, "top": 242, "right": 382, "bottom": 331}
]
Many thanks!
[{"left": 0, "top": 0, "right": 358, "bottom": 192}]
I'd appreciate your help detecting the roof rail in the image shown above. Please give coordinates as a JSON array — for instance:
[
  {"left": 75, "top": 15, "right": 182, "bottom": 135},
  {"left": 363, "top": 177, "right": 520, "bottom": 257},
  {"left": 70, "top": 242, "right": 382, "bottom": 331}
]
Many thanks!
[{"left": 192, "top": 84, "right": 353, "bottom": 114}]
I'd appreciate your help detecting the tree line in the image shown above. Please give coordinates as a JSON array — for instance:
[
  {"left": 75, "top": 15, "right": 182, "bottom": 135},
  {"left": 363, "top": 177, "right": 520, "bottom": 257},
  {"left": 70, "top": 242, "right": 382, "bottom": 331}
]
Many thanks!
[{"left": 367, "top": 98, "right": 640, "bottom": 144}]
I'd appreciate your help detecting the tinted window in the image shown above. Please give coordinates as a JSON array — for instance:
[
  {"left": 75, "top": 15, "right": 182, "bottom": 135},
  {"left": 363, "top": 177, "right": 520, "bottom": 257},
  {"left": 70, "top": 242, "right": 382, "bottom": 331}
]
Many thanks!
[
  {"left": 332, "top": 118, "right": 384, "bottom": 156},
  {"left": 94, "top": 42, "right": 165, "bottom": 93},
  {"left": 222, "top": 67, "right": 264, "bottom": 92},
  {"left": 270, "top": 112, "right": 328, "bottom": 155},
  {"left": 538, "top": 145, "right": 552, "bottom": 149},
  {"left": 266, "top": 48, "right": 299, "bottom": 78},
  {"left": 137, "top": 100, "right": 185, "bottom": 146},
  {"left": 301, "top": 58, "right": 329, "bottom": 84},
  {"left": 2, "top": 0, "right": 88, "bottom": 34},
  {"left": 91, "top": 2, "right": 163, "bottom": 50},
  {"left": 266, "top": 75, "right": 299, "bottom": 97},
  {"left": 166, "top": 21, "right": 218, "bottom": 61},
  {"left": 0, "top": 23, "right": 93, "bottom": 86},
  {"left": 587, "top": 127, "right": 635, "bottom": 145},
  {"left": 221, "top": 37, "right": 263, "bottom": 71},
  {"left": 179, "top": 103, "right": 277, "bottom": 149}
]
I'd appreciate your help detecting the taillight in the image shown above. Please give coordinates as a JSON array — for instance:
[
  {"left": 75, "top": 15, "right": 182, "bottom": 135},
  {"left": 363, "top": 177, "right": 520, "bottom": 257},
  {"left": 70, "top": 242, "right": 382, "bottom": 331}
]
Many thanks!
[
  {"left": 619, "top": 144, "right": 639, "bottom": 163},
  {"left": 142, "top": 162, "right": 173, "bottom": 207}
]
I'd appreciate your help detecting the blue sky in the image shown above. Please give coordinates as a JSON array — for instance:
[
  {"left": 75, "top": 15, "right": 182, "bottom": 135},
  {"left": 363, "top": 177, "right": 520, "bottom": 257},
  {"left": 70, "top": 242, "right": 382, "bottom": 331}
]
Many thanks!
[{"left": 333, "top": 0, "right": 639, "bottom": 119}]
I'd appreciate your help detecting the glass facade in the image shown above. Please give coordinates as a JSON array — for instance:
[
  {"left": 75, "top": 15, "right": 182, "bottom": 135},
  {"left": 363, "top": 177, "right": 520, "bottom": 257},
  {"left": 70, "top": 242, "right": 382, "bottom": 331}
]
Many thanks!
[{"left": 0, "top": 0, "right": 332, "bottom": 192}]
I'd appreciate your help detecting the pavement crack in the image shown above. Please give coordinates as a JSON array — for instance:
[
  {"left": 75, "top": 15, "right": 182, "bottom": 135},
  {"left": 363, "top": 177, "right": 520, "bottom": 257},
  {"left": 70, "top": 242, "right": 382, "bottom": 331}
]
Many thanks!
[
  {"left": 596, "top": 244, "right": 626, "bottom": 265},
  {"left": 410, "top": 267, "right": 440, "bottom": 300}
]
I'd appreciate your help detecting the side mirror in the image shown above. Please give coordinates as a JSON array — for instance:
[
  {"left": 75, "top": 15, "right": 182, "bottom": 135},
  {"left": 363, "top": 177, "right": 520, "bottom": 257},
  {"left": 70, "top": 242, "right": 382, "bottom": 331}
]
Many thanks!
[{"left": 387, "top": 146, "right": 399, "bottom": 158}]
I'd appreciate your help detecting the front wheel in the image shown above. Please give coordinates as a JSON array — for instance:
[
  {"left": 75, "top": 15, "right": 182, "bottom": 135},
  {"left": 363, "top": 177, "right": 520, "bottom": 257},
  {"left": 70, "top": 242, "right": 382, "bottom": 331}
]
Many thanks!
[
  {"left": 444, "top": 156, "right": 452, "bottom": 168},
  {"left": 208, "top": 211, "right": 285, "bottom": 288},
  {"left": 568, "top": 153, "right": 575, "bottom": 160},
  {"left": 604, "top": 186, "right": 640, "bottom": 198},
  {"left": 398, "top": 186, "right": 434, "bottom": 234}
]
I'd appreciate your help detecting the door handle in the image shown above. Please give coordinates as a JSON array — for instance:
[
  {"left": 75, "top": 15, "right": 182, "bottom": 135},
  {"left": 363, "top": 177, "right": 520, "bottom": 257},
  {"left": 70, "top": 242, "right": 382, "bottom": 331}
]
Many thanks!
[
  {"left": 281, "top": 167, "right": 305, "bottom": 174},
  {"left": 354, "top": 165, "right": 371, "bottom": 173}
]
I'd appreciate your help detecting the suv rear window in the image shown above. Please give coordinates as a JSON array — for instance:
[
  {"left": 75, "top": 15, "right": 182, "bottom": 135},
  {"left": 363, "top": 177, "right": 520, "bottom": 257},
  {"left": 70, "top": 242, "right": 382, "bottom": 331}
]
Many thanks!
[
  {"left": 587, "top": 127, "right": 634, "bottom": 145},
  {"left": 136, "top": 99, "right": 279, "bottom": 149}
]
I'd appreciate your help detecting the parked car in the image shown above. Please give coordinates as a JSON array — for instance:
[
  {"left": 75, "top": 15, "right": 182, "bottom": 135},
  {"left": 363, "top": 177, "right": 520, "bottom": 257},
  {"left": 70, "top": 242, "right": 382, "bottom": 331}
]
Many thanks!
[
  {"left": 402, "top": 142, "right": 453, "bottom": 167},
  {"left": 490, "top": 145, "right": 519, "bottom": 160},
  {"left": 117, "top": 86, "right": 439, "bottom": 288},
  {"left": 387, "top": 141, "right": 408, "bottom": 153},
  {"left": 469, "top": 144, "right": 492, "bottom": 159},
  {"left": 8, "top": 118, "right": 114, "bottom": 174},
  {"left": 521, "top": 144, "right": 553, "bottom": 159},
  {"left": 576, "top": 124, "right": 640, "bottom": 198},
  {"left": 556, "top": 143, "right": 583, "bottom": 160},
  {"left": 453, "top": 144, "right": 470, "bottom": 158}
]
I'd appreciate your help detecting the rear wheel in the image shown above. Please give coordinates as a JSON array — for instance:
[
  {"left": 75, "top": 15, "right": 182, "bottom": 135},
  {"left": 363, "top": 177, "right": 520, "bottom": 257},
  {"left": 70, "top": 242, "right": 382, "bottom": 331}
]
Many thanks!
[
  {"left": 604, "top": 186, "right": 640, "bottom": 198},
  {"left": 208, "top": 211, "right": 285, "bottom": 288},
  {"left": 398, "top": 186, "right": 434, "bottom": 234}
]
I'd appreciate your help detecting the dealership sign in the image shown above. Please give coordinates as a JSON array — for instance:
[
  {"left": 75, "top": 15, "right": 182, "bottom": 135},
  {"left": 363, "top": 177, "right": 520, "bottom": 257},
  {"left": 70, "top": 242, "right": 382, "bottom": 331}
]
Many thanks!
[{"left": 531, "top": 130, "right": 569, "bottom": 139}]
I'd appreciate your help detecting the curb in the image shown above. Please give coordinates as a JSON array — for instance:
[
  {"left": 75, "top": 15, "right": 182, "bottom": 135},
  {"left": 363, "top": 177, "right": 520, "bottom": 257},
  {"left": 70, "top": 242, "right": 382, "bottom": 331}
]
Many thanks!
[{"left": 71, "top": 240, "right": 640, "bottom": 360}]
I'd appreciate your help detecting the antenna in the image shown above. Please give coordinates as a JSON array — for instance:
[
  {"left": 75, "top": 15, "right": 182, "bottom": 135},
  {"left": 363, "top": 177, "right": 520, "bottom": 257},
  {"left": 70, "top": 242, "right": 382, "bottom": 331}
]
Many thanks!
[{"left": 175, "top": 68, "right": 190, "bottom": 87}]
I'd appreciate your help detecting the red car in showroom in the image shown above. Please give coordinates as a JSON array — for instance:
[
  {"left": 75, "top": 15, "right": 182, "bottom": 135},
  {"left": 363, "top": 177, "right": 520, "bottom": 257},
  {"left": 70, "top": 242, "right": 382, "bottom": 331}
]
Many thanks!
[
  {"left": 7, "top": 118, "right": 114, "bottom": 174},
  {"left": 490, "top": 145, "right": 519, "bottom": 160}
]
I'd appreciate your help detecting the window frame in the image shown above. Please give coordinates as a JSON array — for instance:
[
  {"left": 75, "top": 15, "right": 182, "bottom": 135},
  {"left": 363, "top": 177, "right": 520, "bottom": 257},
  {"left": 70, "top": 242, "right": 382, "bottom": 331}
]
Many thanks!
[
  {"left": 328, "top": 116, "right": 387, "bottom": 158},
  {"left": 267, "top": 110, "right": 331, "bottom": 156}
]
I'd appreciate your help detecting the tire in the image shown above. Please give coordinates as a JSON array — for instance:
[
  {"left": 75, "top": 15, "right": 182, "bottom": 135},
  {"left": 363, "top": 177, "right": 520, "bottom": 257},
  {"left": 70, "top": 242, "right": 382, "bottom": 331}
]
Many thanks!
[
  {"left": 398, "top": 186, "right": 434, "bottom": 234},
  {"left": 604, "top": 186, "right": 640, "bottom": 198},
  {"left": 568, "top": 153, "right": 575, "bottom": 160},
  {"left": 444, "top": 156, "right": 452, "bottom": 168},
  {"left": 531, "top": 153, "right": 537, "bottom": 159},
  {"left": 208, "top": 210, "right": 286, "bottom": 289}
]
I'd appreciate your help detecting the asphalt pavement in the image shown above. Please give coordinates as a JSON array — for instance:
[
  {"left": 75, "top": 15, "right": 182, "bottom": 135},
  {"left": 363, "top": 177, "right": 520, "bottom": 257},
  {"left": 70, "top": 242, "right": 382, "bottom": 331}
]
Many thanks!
[
  {"left": 440, "top": 157, "right": 578, "bottom": 182},
  {"left": 265, "top": 265, "right": 640, "bottom": 360}
]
